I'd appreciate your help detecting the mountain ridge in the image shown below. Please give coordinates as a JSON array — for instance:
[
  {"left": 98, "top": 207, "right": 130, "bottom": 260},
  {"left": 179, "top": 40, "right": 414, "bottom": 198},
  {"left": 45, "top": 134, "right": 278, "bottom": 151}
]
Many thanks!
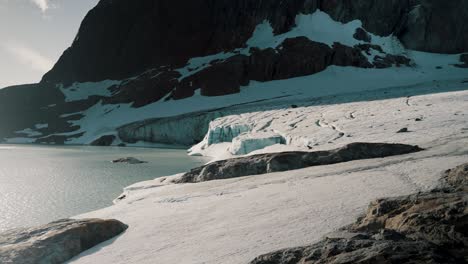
[{"left": 0, "top": 0, "right": 467, "bottom": 146}]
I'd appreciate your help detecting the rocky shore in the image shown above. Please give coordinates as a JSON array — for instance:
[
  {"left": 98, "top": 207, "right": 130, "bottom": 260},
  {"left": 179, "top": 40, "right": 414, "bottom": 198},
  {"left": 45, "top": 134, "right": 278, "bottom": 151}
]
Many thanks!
[{"left": 0, "top": 219, "right": 127, "bottom": 264}]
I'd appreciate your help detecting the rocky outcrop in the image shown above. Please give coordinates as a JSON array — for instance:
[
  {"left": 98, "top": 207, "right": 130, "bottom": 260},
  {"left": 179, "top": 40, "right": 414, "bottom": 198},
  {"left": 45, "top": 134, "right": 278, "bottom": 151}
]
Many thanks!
[
  {"left": 176, "top": 142, "right": 423, "bottom": 183},
  {"left": 321, "top": 0, "right": 468, "bottom": 54},
  {"left": 90, "top": 135, "right": 116, "bottom": 146},
  {"left": 41, "top": 0, "right": 308, "bottom": 85},
  {"left": 353, "top": 28, "right": 371, "bottom": 42},
  {"left": 170, "top": 37, "right": 375, "bottom": 99},
  {"left": 0, "top": 218, "right": 127, "bottom": 264},
  {"left": 249, "top": 163, "right": 468, "bottom": 264}
]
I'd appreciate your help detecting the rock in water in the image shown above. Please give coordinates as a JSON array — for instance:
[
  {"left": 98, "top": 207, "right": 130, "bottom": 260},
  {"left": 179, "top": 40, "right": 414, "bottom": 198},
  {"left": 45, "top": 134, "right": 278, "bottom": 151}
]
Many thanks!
[
  {"left": 177, "top": 142, "right": 423, "bottom": 183},
  {"left": 0, "top": 218, "right": 128, "bottom": 264},
  {"left": 249, "top": 163, "right": 468, "bottom": 264},
  {"left": 112, "top": 157, "right": 147, "bottom": 164}
]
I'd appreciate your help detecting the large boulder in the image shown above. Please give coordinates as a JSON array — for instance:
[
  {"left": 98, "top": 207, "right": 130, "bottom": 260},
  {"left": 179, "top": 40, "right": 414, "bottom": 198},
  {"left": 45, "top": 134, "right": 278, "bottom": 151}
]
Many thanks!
[
  {"left": 0, "top": 218, "right": 128, "bottom": 264},
  {"left": 176, "top": 142, "right": 423, "bottom": 183}
]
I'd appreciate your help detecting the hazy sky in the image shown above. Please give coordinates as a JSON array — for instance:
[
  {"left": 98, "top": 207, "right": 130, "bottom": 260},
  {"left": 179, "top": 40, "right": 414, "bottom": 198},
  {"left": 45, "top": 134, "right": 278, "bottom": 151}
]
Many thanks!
[{"left": 0, "top": 0, "right": 99, "bottom": 88}]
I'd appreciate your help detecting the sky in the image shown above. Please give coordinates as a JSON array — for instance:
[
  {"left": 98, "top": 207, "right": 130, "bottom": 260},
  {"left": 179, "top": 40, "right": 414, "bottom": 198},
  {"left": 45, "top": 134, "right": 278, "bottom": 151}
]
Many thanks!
[{"left": 0, "top": 0, "right": 99, "bottom": 88}]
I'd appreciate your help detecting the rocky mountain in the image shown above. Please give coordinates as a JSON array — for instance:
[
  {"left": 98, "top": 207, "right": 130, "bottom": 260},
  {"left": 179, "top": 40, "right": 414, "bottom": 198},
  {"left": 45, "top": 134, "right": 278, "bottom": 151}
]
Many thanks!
[{"left": 0, "top": 0, "right": 467, "bottom": 146}]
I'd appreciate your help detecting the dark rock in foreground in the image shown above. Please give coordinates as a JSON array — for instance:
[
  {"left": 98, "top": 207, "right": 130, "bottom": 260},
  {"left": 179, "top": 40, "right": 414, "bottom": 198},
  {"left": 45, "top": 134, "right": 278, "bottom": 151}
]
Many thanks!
[
  {"left": 112, "top": 157, "right": 147, "bottom": 164},
  {"left": 0, "top": 218, "right": 128, "bottom": 264},
  {"left": 250, "top": 163, "right": 468, "bottom": 264},
  {"left": 90, "top": 135, "right": 116, "bottom": 146},
  {"left": 176, "top": 142, "right": 423, "bottom": 183},
  {"left": 397, "top": 127, "right": 410, "bottom": 133}
]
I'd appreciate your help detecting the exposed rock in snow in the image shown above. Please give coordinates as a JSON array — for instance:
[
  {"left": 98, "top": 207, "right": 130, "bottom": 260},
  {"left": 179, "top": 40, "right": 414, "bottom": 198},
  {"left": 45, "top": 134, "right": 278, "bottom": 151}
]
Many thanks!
[
  {"left": 250, "top": 162, "right": 468, "bottom": 264},
  {"left": 177, "top": 143, "right": 423, "bottom": 183},
  {"left": 90, "top": 135, "right": 116, "bottom": 146},
  {"left": 353, "top": 27, "right": 371, "bottom": 42},
  {"left": 111, "top": 157, "right": 147, "bottom": 164},
  {"left": 0, "top": 219, "right": 127, "bottom": 264}
]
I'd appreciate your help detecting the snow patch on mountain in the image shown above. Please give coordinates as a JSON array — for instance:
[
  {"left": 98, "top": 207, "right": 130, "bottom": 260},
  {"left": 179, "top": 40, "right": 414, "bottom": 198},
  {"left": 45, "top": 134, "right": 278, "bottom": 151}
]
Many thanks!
[
  {"left": 248, "top": 11, "right": 404, "bottom": 54},
  {"left": 177, "top": 10, "right": 405, "bottom": 81}
]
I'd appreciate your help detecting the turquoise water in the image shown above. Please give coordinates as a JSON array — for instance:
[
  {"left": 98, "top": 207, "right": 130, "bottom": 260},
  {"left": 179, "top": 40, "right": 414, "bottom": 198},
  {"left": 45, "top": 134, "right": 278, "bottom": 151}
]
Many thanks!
[{"left": 0, "top": 145, "right": 207, "bottom": 231}]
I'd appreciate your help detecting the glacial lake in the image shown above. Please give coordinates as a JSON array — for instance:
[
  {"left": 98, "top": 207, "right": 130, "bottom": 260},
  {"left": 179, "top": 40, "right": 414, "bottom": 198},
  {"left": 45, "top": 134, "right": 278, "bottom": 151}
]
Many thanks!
[{"left": 0, "top": 144, "right": 208, "bottom": 232}]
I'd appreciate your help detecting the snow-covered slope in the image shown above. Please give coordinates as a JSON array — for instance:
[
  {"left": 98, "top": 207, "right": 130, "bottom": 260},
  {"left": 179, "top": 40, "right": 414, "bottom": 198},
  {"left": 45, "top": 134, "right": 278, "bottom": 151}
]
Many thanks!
[{"left": 68, "top": 90, "right": 468, "bottom": 264}]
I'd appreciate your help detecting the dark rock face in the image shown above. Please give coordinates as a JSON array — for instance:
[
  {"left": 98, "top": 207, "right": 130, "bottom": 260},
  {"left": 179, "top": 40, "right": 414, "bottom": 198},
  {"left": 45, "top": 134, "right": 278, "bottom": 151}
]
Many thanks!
[
  {"left": 0, "top": 83, "right": 98, "bottom": 142},
  {"left": 41, "top": 0, "right": 308, "bottom": 85},
  {"left": 0, "top": 218, "right": 128, "bottom": 264},
  {"left": 104, "top": 68, "right": 181, "bottom": 107},
  {"left": 90, "top": 135, "right": 116, "bottom": 146},
  {"left": 249, "top": 163, "right": 468, "bottom": 264},
  {"left": 41, "top": 0, "right": 468, "bottom": 86},
  {"left": 397, "top": 0, "right": 468, "bottom": 54},
  {"left": 176, "top": 142, "right": 423, "bottom": 183},
  {"left": 321, "top": 0, "right": 468, "bottom": 54},
  {"left": 353, "top": 28, "right": 371, "bottom": 42},
  {"left": 171, "top": 37, "right": 374, "bottom": 100},
  {"left": 0, "top": 84, "right": 62, "bottom": 140}
]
